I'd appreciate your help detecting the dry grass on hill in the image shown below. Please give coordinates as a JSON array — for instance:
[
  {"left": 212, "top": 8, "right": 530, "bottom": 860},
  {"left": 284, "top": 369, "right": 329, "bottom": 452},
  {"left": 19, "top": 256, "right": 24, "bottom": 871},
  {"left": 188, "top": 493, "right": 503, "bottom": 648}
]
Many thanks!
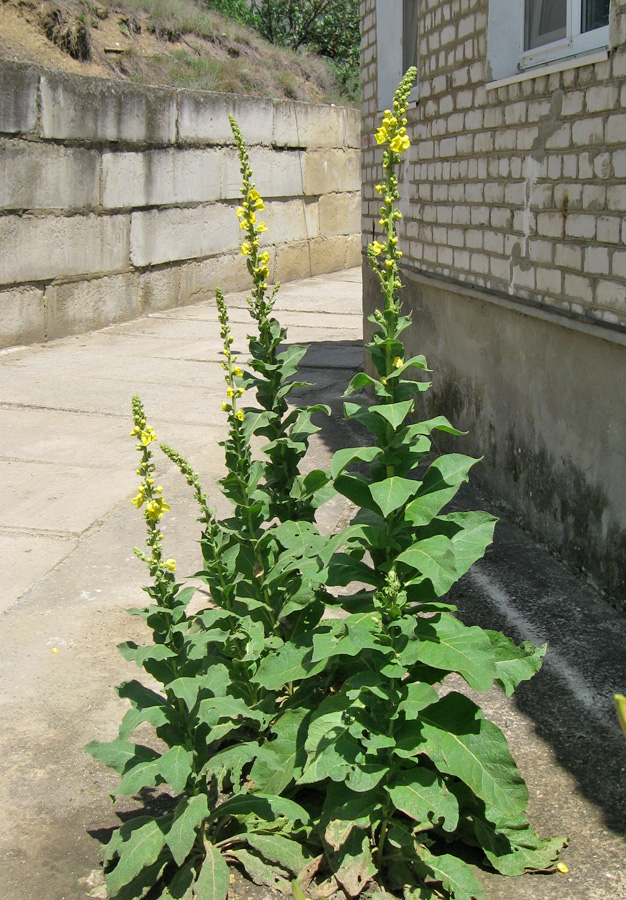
[{"left": 0, "top": 0, "right": 355, "bottom": 104}]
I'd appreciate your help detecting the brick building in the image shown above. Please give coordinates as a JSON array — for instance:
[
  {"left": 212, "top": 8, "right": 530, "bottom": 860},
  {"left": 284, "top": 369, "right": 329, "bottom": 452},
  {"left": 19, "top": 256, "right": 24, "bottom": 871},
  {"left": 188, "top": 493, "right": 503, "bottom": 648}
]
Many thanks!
[{"left": 361, "top": 0, "right": 626, "bottom": 611}]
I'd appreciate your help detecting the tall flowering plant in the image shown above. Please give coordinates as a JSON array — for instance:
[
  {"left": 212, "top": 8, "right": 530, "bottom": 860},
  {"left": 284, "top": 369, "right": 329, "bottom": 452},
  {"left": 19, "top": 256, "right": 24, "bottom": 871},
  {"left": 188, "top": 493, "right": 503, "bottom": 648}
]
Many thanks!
[{"left": 86, "top": 71, "right": 566, "bottom": 900}]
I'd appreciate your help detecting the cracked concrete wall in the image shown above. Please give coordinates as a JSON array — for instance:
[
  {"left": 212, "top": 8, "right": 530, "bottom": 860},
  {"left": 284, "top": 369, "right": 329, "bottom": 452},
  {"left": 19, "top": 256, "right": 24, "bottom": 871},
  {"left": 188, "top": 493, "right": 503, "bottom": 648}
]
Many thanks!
[
  {"left": 361, "top": 0, "right": 626, "bottom": 611},
  {"left": 0, "top": 61, "right": 360, "bottom": 349}
]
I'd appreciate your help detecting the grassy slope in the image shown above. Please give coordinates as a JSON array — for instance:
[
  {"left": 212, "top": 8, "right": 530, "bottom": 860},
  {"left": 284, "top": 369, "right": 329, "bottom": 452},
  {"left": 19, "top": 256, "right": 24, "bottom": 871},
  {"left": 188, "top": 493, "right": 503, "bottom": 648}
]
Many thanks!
[{"left": 0, "top": 0, "right": 357, "bottom": 104}]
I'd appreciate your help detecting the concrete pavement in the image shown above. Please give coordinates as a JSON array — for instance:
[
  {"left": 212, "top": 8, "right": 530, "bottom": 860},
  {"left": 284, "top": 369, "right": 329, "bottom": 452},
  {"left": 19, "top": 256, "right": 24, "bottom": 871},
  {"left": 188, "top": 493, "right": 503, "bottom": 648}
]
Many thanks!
[{"left": 1, "top": 267, "right": 625, "bottom": 900}]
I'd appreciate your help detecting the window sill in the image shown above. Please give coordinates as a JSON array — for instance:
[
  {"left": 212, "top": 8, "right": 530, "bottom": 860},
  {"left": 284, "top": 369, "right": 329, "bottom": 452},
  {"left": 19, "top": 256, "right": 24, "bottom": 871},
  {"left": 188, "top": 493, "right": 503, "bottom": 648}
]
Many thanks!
[{"left": 486, "top": 47, "right": 609, "bottom": 91}]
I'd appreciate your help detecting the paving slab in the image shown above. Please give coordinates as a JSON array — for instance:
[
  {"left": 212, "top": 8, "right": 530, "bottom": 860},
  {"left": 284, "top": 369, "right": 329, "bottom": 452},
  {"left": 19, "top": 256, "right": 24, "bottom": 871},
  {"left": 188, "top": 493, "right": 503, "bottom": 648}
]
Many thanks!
[{"left": 1, "top": 266, "right": 625, "bottom": 900}]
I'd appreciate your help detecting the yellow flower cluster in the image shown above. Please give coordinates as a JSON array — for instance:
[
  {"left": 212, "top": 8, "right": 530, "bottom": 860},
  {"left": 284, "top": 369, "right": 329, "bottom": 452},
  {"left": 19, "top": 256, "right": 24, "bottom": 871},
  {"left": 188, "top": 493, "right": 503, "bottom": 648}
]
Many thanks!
[
  {"left": 237, "top": 188, "right": 266, "bottom": 235},
  {"left": 130, "top": 424, "right": 157, "bottom": 447},
  {"left": 375, "top": 109, "right": 410, "bottom": 154},
  {"left": 145, "top": 496, "right": 170, "bottom": 522}
]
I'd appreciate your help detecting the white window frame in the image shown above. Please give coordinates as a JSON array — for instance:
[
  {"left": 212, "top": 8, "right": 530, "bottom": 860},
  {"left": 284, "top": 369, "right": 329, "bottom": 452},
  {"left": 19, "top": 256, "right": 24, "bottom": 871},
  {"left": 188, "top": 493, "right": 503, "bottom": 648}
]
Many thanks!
[
  {"left": 487, "top": 0, "right": 610, "bottom": 82},
  {"left": 376, "top": 0, "right": 418, "bottom": 111},
  {"left": 521, "top": 0, "right": 609, "bottom": 68}
]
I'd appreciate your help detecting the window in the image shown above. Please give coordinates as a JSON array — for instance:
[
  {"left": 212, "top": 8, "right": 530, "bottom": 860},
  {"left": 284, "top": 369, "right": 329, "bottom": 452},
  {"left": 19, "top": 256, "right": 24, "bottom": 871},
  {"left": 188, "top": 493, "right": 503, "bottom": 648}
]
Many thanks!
[
  {"left": 488, "top": 0, "right": 610, "bottom": 82},
  {"left": 522, "top": 0, "right": 610, "bottom": 66},
  {"left": 376, "top": 0, "right": 418, "bottom": 110}
]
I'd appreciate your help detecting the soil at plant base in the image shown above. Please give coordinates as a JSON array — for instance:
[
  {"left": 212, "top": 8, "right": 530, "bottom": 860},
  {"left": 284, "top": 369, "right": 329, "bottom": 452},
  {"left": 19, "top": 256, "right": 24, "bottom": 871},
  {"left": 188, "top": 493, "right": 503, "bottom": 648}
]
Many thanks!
[{"left": 0, "top": 0, "right": 352, "bottom": 103}]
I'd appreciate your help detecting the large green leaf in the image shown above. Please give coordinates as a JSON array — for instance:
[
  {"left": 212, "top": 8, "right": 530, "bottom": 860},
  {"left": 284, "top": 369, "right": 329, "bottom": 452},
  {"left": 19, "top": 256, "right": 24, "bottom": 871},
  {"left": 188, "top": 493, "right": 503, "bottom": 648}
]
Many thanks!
[
  {"left": 330, "top": 445, "right": 382, "bottom": 478},
  {"left": 114, "top": 756, "right": 163, "bottom": 797},
  {"left": 166, "top": 795, "right": 209, "bottom": 867},
  {"left": 393, "top": 681, "right": 439, "bottom": 720},
  {"left": 194, "top": 842, "right": 230, "bottom": 900},
  {"left": 249, "top": 740, "right": 297, "bottom": 795},
  {"left": 486, "top": 631, "right": 546, "bottom": 696},
  {"left": 403, "top": 455, "right": 479, "bottom": 527},
  {"left": 333, "top": 472, "right": 383, "bottom": 516},
  {"left": 396, "top": 536, "right": 458, "bottom": 595},
  {"left": 395, "top": 693, "right": 529, "bottom": 816},
  {"left": 85, "top": 739, "right": 159, "bottom": 776},
  {"left": 230, "top": 848, "right": 290, "bottom": 893},
  {"left": 443, "top": 511, "right": 497, "bottom": 575},
  {"left": 322, "top": 784, "right": 382, "bottom": 850},
  {"left": 413, "top": 845, "right": 486, "bottom": 900},
  {"left": 387, "top": 766, "right": 459, "bottom": 832},
  {"left": 106, "top": 818, "right": 168, "bottom": 897},
  {"left": 212, "top": 792, "right": 309, "bottom": 826},
  {"left": 472, "top": 810, "right": 566, "bottom": 876},
  {"left": 369, "top": 399, "right": 415, "bottom": 430},
  {"left": 412, "top": 614, "right": 497, "bottom": 692},
  {"left": 299, "top": 695, "right": 361, "bottom": 785},
  {"left": 369, "top": 476, "right": 422, "bottom": 517},
  {"left": 247, "top": 833, "right": 309, "bottom": 877},
  {"left": 253, "top": 639, "right": 326, "bottom": 690},
  {"left": 159, "top": 746, "right": 193, "bottom": 794}
]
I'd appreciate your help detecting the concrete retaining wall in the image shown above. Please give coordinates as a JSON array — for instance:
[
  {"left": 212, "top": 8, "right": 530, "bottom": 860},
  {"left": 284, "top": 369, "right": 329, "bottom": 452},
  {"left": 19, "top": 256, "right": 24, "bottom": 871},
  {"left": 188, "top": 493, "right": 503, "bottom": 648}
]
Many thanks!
[{"left": 0, "top": 61, "right": 360, "bottom": 348}]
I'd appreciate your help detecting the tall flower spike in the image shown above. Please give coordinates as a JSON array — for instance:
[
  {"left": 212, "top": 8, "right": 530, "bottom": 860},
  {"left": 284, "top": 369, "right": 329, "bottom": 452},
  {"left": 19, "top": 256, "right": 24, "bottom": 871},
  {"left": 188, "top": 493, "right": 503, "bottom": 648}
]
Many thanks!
[
  {"left": 229, "top": 114, "right": 273, "bottom": 322},
  {"left": 130, "top": 395, "right": 173, "bottom": 580}
]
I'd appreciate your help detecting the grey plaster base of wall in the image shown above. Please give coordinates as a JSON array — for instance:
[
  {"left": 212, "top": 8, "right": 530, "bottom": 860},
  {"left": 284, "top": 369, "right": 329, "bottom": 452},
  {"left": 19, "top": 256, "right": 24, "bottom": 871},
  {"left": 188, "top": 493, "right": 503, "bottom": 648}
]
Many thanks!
[{"left": 363, "top": 263, "right": 626, "bottom": 612}]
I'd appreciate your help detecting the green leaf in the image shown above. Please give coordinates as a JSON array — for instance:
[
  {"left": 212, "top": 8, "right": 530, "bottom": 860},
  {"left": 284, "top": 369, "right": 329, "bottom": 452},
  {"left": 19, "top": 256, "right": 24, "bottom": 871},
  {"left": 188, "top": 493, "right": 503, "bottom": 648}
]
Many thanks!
[
  {"left": 162, "top": 860, "right": 195, "bottom": 899},
  {"left": 231, "top": 849, "right": 290, "bottom": 893},
  {"left": 412, "top": 614, "right": 497, "bottom": 692},
  {"left": 85, "top": 739, "right": 159, "bottom": 776},
  {"left": 249, "top": 740, "right": 297, "bottom": 795},
  {"left": 254, "top": 640, "right": 326, "bottom": 690},
  {"left": 322, "top": 784, "right": 381, "bottom": 850},
  {"left": 247, "top": 833, "right": 309, "bottom": 877},
  {"left": 118, "top": 704, "right": 172, "bottom": 740},
  {"left": 413, "top": 845, "right": 486, "bottom": 900},
  {"left": 114, "top": 756, "right": 162, "bottom": 797},
  {"left": 299, "top": 695, "right": 361, "bottom": 785},
  {"left": 472, "top": 810, "right": 566, "bottom": 876},
  {"left": 369, "top": 399, "right": 414, "bottom": 430},
  {"left": 396, "top": 536, "right": 458, "bottom": 595},
  {"left": 330, "top": 445, "right": 382, "bottom": 478},
  {"left": 393, "top": 682, "right": 439, "bottom": 719},
  {"left": 166, "top": 795, "right": 209, "bottom": 867},
  {"left": 333, "top": 472, "right": 382, "bottom": 516},
  {"left": 326, "top": 551, "right": 384, "bottom": 588},
  {"left": 105, "top": 818, "right": 168, "bottom": 898},
  {"left": 395, "top": 693, "right": 529, "bottom": 816},
  {"left": 404, "top": 455, "right": 479, "bottom": 526},
  {"left": 194, "top": 842, "right": 230, "bottom": 900},
  {"left": 444, "top": 511, "right": 497, "bottom": 575},
  {"left": 486, "top": 631, "right": 546, "bottom": 696},
  {"left": 387, "top": 765, "right": 459, "bottom": 832},
  {"left": 159, "top": 746, "right": 193, "bottom": 794},
  {"left": 369, "top": 476, "right": 422, "bottom": 517},
  {"left": 117, "top": 680, "right": 167, "bottom": 711},
  {"left": 212, "top": 792, "right": 309, "bottom": 826}
]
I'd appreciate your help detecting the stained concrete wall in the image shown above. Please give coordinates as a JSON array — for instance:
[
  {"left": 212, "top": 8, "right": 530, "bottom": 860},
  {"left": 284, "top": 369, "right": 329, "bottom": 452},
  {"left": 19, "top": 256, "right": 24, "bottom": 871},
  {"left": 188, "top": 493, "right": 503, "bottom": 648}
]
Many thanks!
[
  {"left": 360, "top": 0, "right": 626, "bottom": 610},
  {"left": 0, "top": 61, "right": 360, "bottom": 348}
]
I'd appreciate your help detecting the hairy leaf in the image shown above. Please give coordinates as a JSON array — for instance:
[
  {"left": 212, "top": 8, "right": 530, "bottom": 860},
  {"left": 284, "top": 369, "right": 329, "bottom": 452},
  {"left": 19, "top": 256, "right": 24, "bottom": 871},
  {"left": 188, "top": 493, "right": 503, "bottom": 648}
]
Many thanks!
[
  {"left": 412, "top": 614, "right": 497, "bottom": 692},
  {"left": 387, "top": 766, "right": 459, "bottom": 832},
  {"left": 106, "top": 817, "right": 169, "bottom": 897},
  {"left": 486, "top": 631, "right": 546, "bottom": 696},
  {"left": 167, "top": 795, "right": 209, "bottom": 867},
  {"left": 413, "top": 845, "right": 486, "bottom": 900},
  {"left": 194, "top": 842, "right": 230, "bottom": 900}
]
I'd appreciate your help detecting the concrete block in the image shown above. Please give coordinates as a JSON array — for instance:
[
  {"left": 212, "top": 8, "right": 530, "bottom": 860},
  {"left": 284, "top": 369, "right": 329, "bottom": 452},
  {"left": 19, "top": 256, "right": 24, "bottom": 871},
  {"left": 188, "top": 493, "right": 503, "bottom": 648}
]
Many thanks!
[
  {"left": 0, "top": 141, "right": 99, "bottom": 211},
  {"left": 45, "top": 273, "right": 140, "bottom": 339},
  {"left": 344, "top": 232, "right": 362, "bottom": 269},
  {"left": 0, "top": 63, "right": 38, "bottom": 134},
  {"left": 309, "top": 236, "right": 349, "bottom": 276},
  {"left": 273, "top": 241, "right": 312, "bottom": 283},
  {"left": 177, "top": 90, "right": 274, "bottom": 145},
  {"left": 102, "top": 148, "right": 224, "bottom": 209},
  {"left": 40, "top": 72, "right": 176, "bottom": 143},
  {"left": 178, "top": 252, "right": 250, "bottom": 305},
  {"left": 273, "top": 101, "right": 358, "bottom": 149},
  {"left": 318, "top": 192, "right": 360, "bottom": 237},
  {"left": 0, "top": 286, "right": 45, "bottom": 348},
  {"left": 222, "top": 147, "right": 304, "bottom": 199},
  {"left": 138, "top": 267, "right": 181, "bottom": 315},
  {"left": 0, "top": 214, "right": 130, "bottom": 285},
  {"left": 130, "top": 204, "right": 239, "bottom": 267},
  {"left": 261, "top": 199, "right": 310, "bottom": 245},
  {"left": 303, "top": 149, "right": 361, "bottom": 195}
]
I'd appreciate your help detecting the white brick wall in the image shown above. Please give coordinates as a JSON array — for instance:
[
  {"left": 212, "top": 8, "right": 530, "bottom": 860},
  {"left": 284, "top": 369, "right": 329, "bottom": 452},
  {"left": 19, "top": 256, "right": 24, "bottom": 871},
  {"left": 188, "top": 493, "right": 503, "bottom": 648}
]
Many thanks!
[{"left": 362, "top": 0, "right": 626, "bottom": 327}]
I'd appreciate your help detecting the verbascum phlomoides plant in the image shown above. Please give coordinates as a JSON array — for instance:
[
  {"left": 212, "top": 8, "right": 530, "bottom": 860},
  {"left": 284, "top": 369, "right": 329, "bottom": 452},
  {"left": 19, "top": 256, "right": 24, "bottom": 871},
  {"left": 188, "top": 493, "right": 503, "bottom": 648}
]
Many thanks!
[{"left": 87, "top": 69, "right": 566, "bottom": 900}]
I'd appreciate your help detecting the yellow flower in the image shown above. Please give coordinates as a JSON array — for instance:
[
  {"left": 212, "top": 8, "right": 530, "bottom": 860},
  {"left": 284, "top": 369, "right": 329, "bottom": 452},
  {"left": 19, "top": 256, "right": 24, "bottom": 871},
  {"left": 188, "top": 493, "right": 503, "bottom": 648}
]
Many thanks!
[
  {"left": 257, "top": 223, "right": 268, "bottom": 233},
  {"left": 239, "top": 219, "right": 248, "bottom": 230},
  {"left": 146, "top": 498, "right": 170, "bottom": 522},
  {"left": 233, "top": 366, "right": 243, "bottom": 377},
  {"left": 249, "top": 189, "right": 261, "bottom": 203},
  {"left": 140, "top": 427, "right": 157, "bottom": 446},
  {"left": 237, "top": 387, "right": 244, "bottom": 396},
  {"left": 236, "top": 206, "right": 246, "bottom": 218},
  {"left": 236, "top": 409, "right": 244, "bottom": 422},
  {"left": 390, "top": 133, "right": 411, "bottom": 153},
  {"left": 162, "top": 558, "right": 176, "bottom": 572},
  {"left": 375, "top": 126, "right": 388, "bottom": 145},
  {"left": 260, "top": 251, "right": 270, "bottom": 265},
  {"left": 385, "top": 259, "right": 394, "bottom": 268},
  {"left": 392, "top": 356, "right": 403, "bottom": 368},
  {"left": 248, "top": 211, "right": 257, "bottom": 225},
  {"left": 556, "top": 863, "right": 569, "bottom": 874},
  {"left": 240, "top": 242, "right": 251, "bottom": 255},
  {"left": 222, "top": 401, "right": 229, "bottom": 411},
  {"left": 255, "top": 199, "right": 265, "bottom": 211},
  {"left": 370, "top": 241, "right": 384, "bottom": 255},
  {"left": 375, "top": 184, "right": 384, "bottom": 194}
]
